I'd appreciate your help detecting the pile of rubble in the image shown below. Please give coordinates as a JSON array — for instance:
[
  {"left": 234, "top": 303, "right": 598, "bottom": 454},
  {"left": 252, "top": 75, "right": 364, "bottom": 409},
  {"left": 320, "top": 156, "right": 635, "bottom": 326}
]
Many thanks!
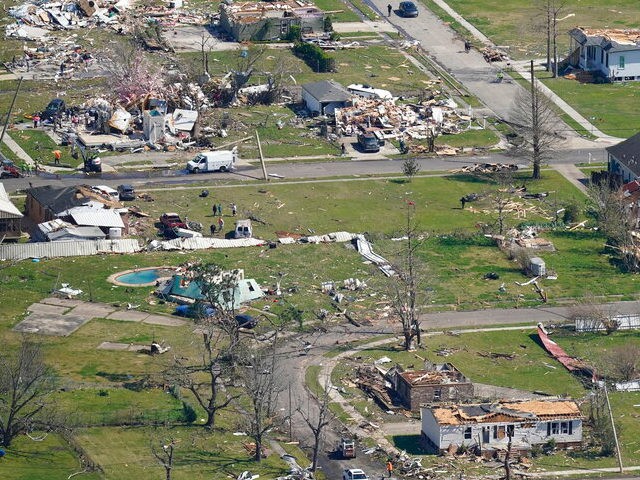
[
  {"left": 481, "top": 47, "right": 509, "bottom": 63},
  {"left": 335, "top": 95, "right": 473, "bottom": 142},
  {"left": 450, "top": 163, "right": 518, "bottom": 174}
]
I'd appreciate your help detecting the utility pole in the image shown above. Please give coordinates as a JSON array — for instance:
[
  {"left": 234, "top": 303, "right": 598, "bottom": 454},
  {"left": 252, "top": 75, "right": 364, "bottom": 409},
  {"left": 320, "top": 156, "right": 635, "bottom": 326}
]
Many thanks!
[
  {"left": 255, "top": 130, "right": 268, "bottom": 181},
  {"left": 0, "top": 76, "right": 23, "bottom": 145},
  {"left": 604, "top": 382, "right": 624, "bottom": 473}
]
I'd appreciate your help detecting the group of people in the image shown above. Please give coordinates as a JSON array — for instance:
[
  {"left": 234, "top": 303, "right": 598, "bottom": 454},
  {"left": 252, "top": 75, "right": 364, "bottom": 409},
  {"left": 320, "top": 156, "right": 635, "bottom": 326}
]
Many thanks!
[{"left": 209, "top": 202, "right": 238, "bottom": 235}]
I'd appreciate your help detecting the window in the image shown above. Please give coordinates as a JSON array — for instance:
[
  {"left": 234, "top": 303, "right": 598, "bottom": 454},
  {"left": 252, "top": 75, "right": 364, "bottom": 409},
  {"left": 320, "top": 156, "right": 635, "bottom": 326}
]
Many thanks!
[
  {"left": 619, "top": 56, "right": 625, "bottom": 69},
  {"left": 560, "top": 421, "right": 573, "bottom": 435},
  {"left": 433, "top": 388, "right": 442, "bottom": 401},
  {"left": 547, "top": 422, "right": 560, "bottom": 436},
  {"left": 506, "top": 425, "right": 515, "bottom": 437},
  {"left": 600, "top": 50, "right": 604, "bottom": 64},
  {"left": 464, "top": 427, "right": 472, "bottom": 440},
  {"left": 493, "top": 425, "right": 506, "bottom": 439}
]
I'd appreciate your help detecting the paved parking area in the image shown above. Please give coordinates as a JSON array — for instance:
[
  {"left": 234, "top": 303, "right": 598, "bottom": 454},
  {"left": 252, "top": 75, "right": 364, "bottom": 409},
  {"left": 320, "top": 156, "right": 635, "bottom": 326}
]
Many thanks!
[{"left": 13, "top": 297, "right": 185, "bottom": 336}]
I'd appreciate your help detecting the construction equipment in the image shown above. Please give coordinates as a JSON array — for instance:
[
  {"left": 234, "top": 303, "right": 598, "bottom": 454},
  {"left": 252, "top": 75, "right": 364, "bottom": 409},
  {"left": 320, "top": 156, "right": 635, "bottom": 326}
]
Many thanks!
[{"left": 71, "top": 139, "right": 101, "bottom": 173}]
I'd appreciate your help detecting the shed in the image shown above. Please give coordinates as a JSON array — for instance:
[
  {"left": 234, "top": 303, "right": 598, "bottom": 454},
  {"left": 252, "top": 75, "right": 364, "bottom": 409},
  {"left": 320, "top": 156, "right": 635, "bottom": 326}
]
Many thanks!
[{"left": 301, "top": 80, "right": 352, "bottom": 115}]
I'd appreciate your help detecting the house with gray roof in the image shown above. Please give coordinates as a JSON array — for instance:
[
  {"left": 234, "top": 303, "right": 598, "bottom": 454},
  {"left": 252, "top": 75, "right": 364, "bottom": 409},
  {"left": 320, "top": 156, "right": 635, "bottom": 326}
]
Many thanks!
[
  {"left": 607, "top": 132, "right": 640, "bottom": 182},
  {"left": 569, "top": 28, "right": 640, "bottom": 81},
  {"left": 301, "top": 80, "right": 352, "bottom": 115}
]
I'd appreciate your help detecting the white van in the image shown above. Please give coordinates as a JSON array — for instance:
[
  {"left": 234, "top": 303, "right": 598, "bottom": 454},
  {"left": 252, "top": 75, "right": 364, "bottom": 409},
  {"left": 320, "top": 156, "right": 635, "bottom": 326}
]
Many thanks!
[{"left": 187, "top": 147, "right": 237, "bottom": 173}]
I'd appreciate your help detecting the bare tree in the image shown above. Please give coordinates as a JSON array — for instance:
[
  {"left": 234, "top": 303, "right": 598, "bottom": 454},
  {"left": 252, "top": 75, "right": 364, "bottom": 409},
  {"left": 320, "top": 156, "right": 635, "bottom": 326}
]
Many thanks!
[
  {"left": 0, "top": 338, "right": 57, "bottom": 447},
  {"left": 606, "top": 344, "right": 640, "bottom": 381},
  {"left": 240, "top": 342, "right": 286, "bottom": 462},
  {"left": 511, "top": 63, "right": 561, "bottom": 179},
  {"left": 168, "top": 330, "right": 239, "bottom": 430},
  {"left": 587, "top": 182, "right": 639, "bottom": 271},
  {"left": 568, "top": 295, "right": 620, "bottom": 334},
  {"left": 151, "top": 436, "right": 176, "bottom": 480},
  {"left": 538, "top": 0, "right": 566, "bottom": 77},
  {"left": 588, "top": 387, "right": 616, "bottom": 456},
  {"left": 298, "top": 385, "right": 333, "bottom": 472},
  {"left": 387, "top": 201, "right": 428, "bottom": 350}
]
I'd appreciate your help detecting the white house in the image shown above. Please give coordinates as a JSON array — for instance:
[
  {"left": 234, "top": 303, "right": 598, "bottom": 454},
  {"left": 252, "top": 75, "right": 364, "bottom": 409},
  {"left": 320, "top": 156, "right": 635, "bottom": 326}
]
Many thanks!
[
  {"left": 301, "top": 80, "right": 352, "bottom": 115},
  {"left": 569, "top": 28, "right": 640, "bottom": 81},
  {"left": 421, "top": 400, "right": 583, "bottom": 454}
]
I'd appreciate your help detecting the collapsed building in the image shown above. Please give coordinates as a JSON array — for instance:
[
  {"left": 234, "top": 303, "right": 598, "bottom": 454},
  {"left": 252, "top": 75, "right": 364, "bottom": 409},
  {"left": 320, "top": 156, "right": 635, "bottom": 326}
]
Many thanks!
[{"left": 218, "top": 0, "right": 325, "bottom": 42}]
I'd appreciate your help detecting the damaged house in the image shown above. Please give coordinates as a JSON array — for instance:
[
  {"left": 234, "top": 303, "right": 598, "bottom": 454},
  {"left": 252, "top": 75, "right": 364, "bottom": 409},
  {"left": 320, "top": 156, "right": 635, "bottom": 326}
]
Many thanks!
[
  {"left": 219, "top": 0, "right": 325, "bottom": 42},
  {"left": 421, "top": 399, "right": 583, "bottom": 455},
  {"left": 568, "top": 27, "right": 640, "bottom": 82},
  {"left": 302, "top": 80, "right": 352, "bottom": 115},
  {"left": 26, "top": 185, "right": 126, "bottom": 240},
  {"left": 394, "top": 363, "right": 473, "bottom": 411},
  {"left": 0, "top": 182, "right": 23, "bottom": 241}
]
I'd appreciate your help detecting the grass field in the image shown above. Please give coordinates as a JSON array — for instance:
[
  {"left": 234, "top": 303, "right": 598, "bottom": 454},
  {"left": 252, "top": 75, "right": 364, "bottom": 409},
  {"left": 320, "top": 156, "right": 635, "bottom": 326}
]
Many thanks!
[
  {"left": 538, "top": 74, "right": 640, "bottom": 138},
  {"left": 436, "top": 0, "right": 640, "bottom": 60}
]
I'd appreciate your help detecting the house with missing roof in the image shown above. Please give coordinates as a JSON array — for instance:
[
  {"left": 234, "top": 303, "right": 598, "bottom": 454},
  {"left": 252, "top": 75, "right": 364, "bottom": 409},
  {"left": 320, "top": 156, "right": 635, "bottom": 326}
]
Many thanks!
[
  {"left": 421, "top": 400, "right": 583, "bottom": 455},
  {"left": 394, "top": 363, "right": 473, "bottom": 411},
  {"left": 568, "top": 28, "right": 640, "bottom": 81},
  {"left": 219, "top": 0, "right": 325, "bottom": 42}
]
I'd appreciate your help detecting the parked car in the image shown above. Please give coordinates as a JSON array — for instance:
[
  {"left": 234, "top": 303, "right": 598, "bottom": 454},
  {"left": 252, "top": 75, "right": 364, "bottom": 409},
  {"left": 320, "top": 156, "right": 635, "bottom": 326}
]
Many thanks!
[
  {"left": 357, "top": 132, "right": 380, "bottom": 153},
  {"left": 175, "top": 303, "right": 216, "bottom": 318},
  {"left": 41, "top": 98, "right": 66, "bottom": 121},
  {"left": 0, "top": 159, "right": 21, "bottom": 178},
  {"left": 339, "top": 438, "right": 356, "bottom": 459},
  {"left": 398, "top": 1, "right": 419, "bottom": 17},
  {"left": 236, "top": 314, "right": 258, "bottom": 329},
  {"left": 343, "top": 469, "right": 368, "bottom": 480},
  {"left": 117, "top": 184, "right": 136, "bottom": 201},
  {"left": 160, "top": 213, "right": 188, "bottom": 231}
]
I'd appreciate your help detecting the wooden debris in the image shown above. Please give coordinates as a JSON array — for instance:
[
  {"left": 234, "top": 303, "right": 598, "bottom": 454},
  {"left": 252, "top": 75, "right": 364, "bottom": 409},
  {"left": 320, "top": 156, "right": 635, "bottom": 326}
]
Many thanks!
[{"left": 481, "top": 47, "right": 509, "bottom": 62}]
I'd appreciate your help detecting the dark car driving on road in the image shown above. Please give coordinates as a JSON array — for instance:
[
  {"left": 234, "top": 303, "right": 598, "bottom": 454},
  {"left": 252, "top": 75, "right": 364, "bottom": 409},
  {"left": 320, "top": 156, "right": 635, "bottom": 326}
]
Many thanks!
[{"left": 398, "top": 1, "right": 419, "bottom": 17}]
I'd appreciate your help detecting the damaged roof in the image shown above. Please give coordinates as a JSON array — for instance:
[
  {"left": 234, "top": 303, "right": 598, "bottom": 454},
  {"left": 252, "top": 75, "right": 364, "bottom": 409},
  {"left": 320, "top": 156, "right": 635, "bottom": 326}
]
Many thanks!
[
  {"left": 607, "top": 132, "right": 640, "bottom": 177},
  {"left": 221, "top": 0, "right": 322, "bottom": 22},
  {"left": 569, "top": 27, "right": 640, "bottom": 53},
  {"left": 427, "top": 400, "right": 583, "bottom": 425},
  {"left": 399, "top": 367, "right": 468, "bottom": 386}
]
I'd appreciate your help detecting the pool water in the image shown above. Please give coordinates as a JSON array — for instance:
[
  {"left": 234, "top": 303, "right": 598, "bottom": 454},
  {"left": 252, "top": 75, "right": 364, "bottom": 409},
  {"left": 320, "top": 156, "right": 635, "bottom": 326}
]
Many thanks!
[{"left": 114, "top": 269, "right": 166, "bottom": 285}]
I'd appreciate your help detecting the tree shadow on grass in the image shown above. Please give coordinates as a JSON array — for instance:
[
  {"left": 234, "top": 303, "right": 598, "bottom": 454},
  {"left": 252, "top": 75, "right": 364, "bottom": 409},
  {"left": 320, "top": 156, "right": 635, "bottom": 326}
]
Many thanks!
[{"left": 389, "top": 178, "right": 409, "bottom": 184}]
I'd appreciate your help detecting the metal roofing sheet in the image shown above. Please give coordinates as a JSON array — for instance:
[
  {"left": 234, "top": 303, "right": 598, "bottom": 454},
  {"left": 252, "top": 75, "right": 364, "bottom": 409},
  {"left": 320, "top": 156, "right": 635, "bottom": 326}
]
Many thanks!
[
  {"left": 150, "top": 237, "right": 265, "bottom": 251},
  {"left": 0, "top": 239, "right": 141, "bottom": 261},
  {"left": 68, "top": 207, "right": 125, "bottom": 228}
]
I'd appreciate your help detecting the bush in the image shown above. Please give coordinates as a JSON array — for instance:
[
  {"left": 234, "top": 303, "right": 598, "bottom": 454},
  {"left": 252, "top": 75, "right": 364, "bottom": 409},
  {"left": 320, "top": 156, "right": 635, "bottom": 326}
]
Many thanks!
[
  {"left": 563, "top": 203, "right": 580, "bottom": 224},
  {"left": 285, "top": 25, "right": 301, "bottom": 42},
  {"left": 292, "top": 42, "right": 335, "bottom": 72},
  {"left": 181, "top": 401, "right": 197, "bottom": 423},
  {"left": 542, "top": 438, "right": 556, "bottom": 455}
]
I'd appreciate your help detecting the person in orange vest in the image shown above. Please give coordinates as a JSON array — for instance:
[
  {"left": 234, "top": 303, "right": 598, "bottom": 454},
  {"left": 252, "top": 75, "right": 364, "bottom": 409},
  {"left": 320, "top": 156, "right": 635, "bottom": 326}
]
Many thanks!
[
  {"left": 386, "top": 460, "right": 393, "bottom": 478},
  {"left": 53, "top": 150, "right": 62, "bottom": 165}
]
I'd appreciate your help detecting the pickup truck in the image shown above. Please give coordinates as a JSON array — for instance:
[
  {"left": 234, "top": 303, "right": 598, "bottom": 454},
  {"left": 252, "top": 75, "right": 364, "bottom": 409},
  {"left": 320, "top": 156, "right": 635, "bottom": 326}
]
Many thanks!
[{"left": 160, "top": 213, "right": 188, "bottom": 231}]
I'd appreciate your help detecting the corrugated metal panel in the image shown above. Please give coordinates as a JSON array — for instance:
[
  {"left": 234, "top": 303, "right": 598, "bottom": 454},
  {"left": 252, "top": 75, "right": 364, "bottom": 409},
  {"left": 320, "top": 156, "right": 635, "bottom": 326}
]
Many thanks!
[
  {"left": 304, "top": 231, "right": 357, "bottom": 243},
  {"left": 0, "top": 239, "right": 141, "bottom": 261},
  {"left": 69, "top": 207, "right": 124, "bottom": 228},
  {"left": 0, "top": 182, "right": 23, "bottom": 219},
  {"left": 151, "top": 237, "right": 265, "bottom": 251}
]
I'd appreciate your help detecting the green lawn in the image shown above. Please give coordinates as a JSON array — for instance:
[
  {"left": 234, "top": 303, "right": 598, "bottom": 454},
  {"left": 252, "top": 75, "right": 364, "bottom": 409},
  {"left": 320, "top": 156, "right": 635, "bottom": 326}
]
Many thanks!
[
  {"left": 75, "top": 426, "right": 299, "bottom": 480},
  {"left": 0, "top": 434, "right": 103, "bottom": 480},
  {"left": 431, "top": 0, "right": 640, "bottom": 60},
  {"left": 7, "top": 130, "right": 75, "bottom": 167},
  {"left": 539, "top": 75, "right": 640, "bottom": 138}
]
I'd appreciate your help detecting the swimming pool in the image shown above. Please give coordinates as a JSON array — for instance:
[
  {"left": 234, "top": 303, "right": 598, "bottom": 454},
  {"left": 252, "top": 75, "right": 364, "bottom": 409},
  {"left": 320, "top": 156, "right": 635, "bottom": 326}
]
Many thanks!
[{"left": 110, "top": 267, "right": 175, "bottom": 287}]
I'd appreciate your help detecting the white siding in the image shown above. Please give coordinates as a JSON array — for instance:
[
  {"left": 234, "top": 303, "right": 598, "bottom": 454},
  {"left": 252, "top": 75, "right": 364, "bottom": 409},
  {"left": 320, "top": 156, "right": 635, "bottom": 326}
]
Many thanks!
[
  {"left": 301, "top": 91, "right": 322, "bottom": 114},
  {"left": 421, "top": 409, "right": 442, "bottom": 448},
  {"left": 609, "top": 50, "right": 640, "bottom": 79}
]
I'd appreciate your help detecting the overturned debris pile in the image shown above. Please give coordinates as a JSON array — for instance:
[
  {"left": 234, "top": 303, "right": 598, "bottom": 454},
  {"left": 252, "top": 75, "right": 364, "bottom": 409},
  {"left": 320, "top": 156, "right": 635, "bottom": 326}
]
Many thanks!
[
  {"left": 481, "top": 47, "right": 509, "bottom": 63},
  {"left": 355, "top": 365, "right": 398, "bottom": 411},
  {"left": 335, "top": 95, "right": 471, "bottom": 141}
]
